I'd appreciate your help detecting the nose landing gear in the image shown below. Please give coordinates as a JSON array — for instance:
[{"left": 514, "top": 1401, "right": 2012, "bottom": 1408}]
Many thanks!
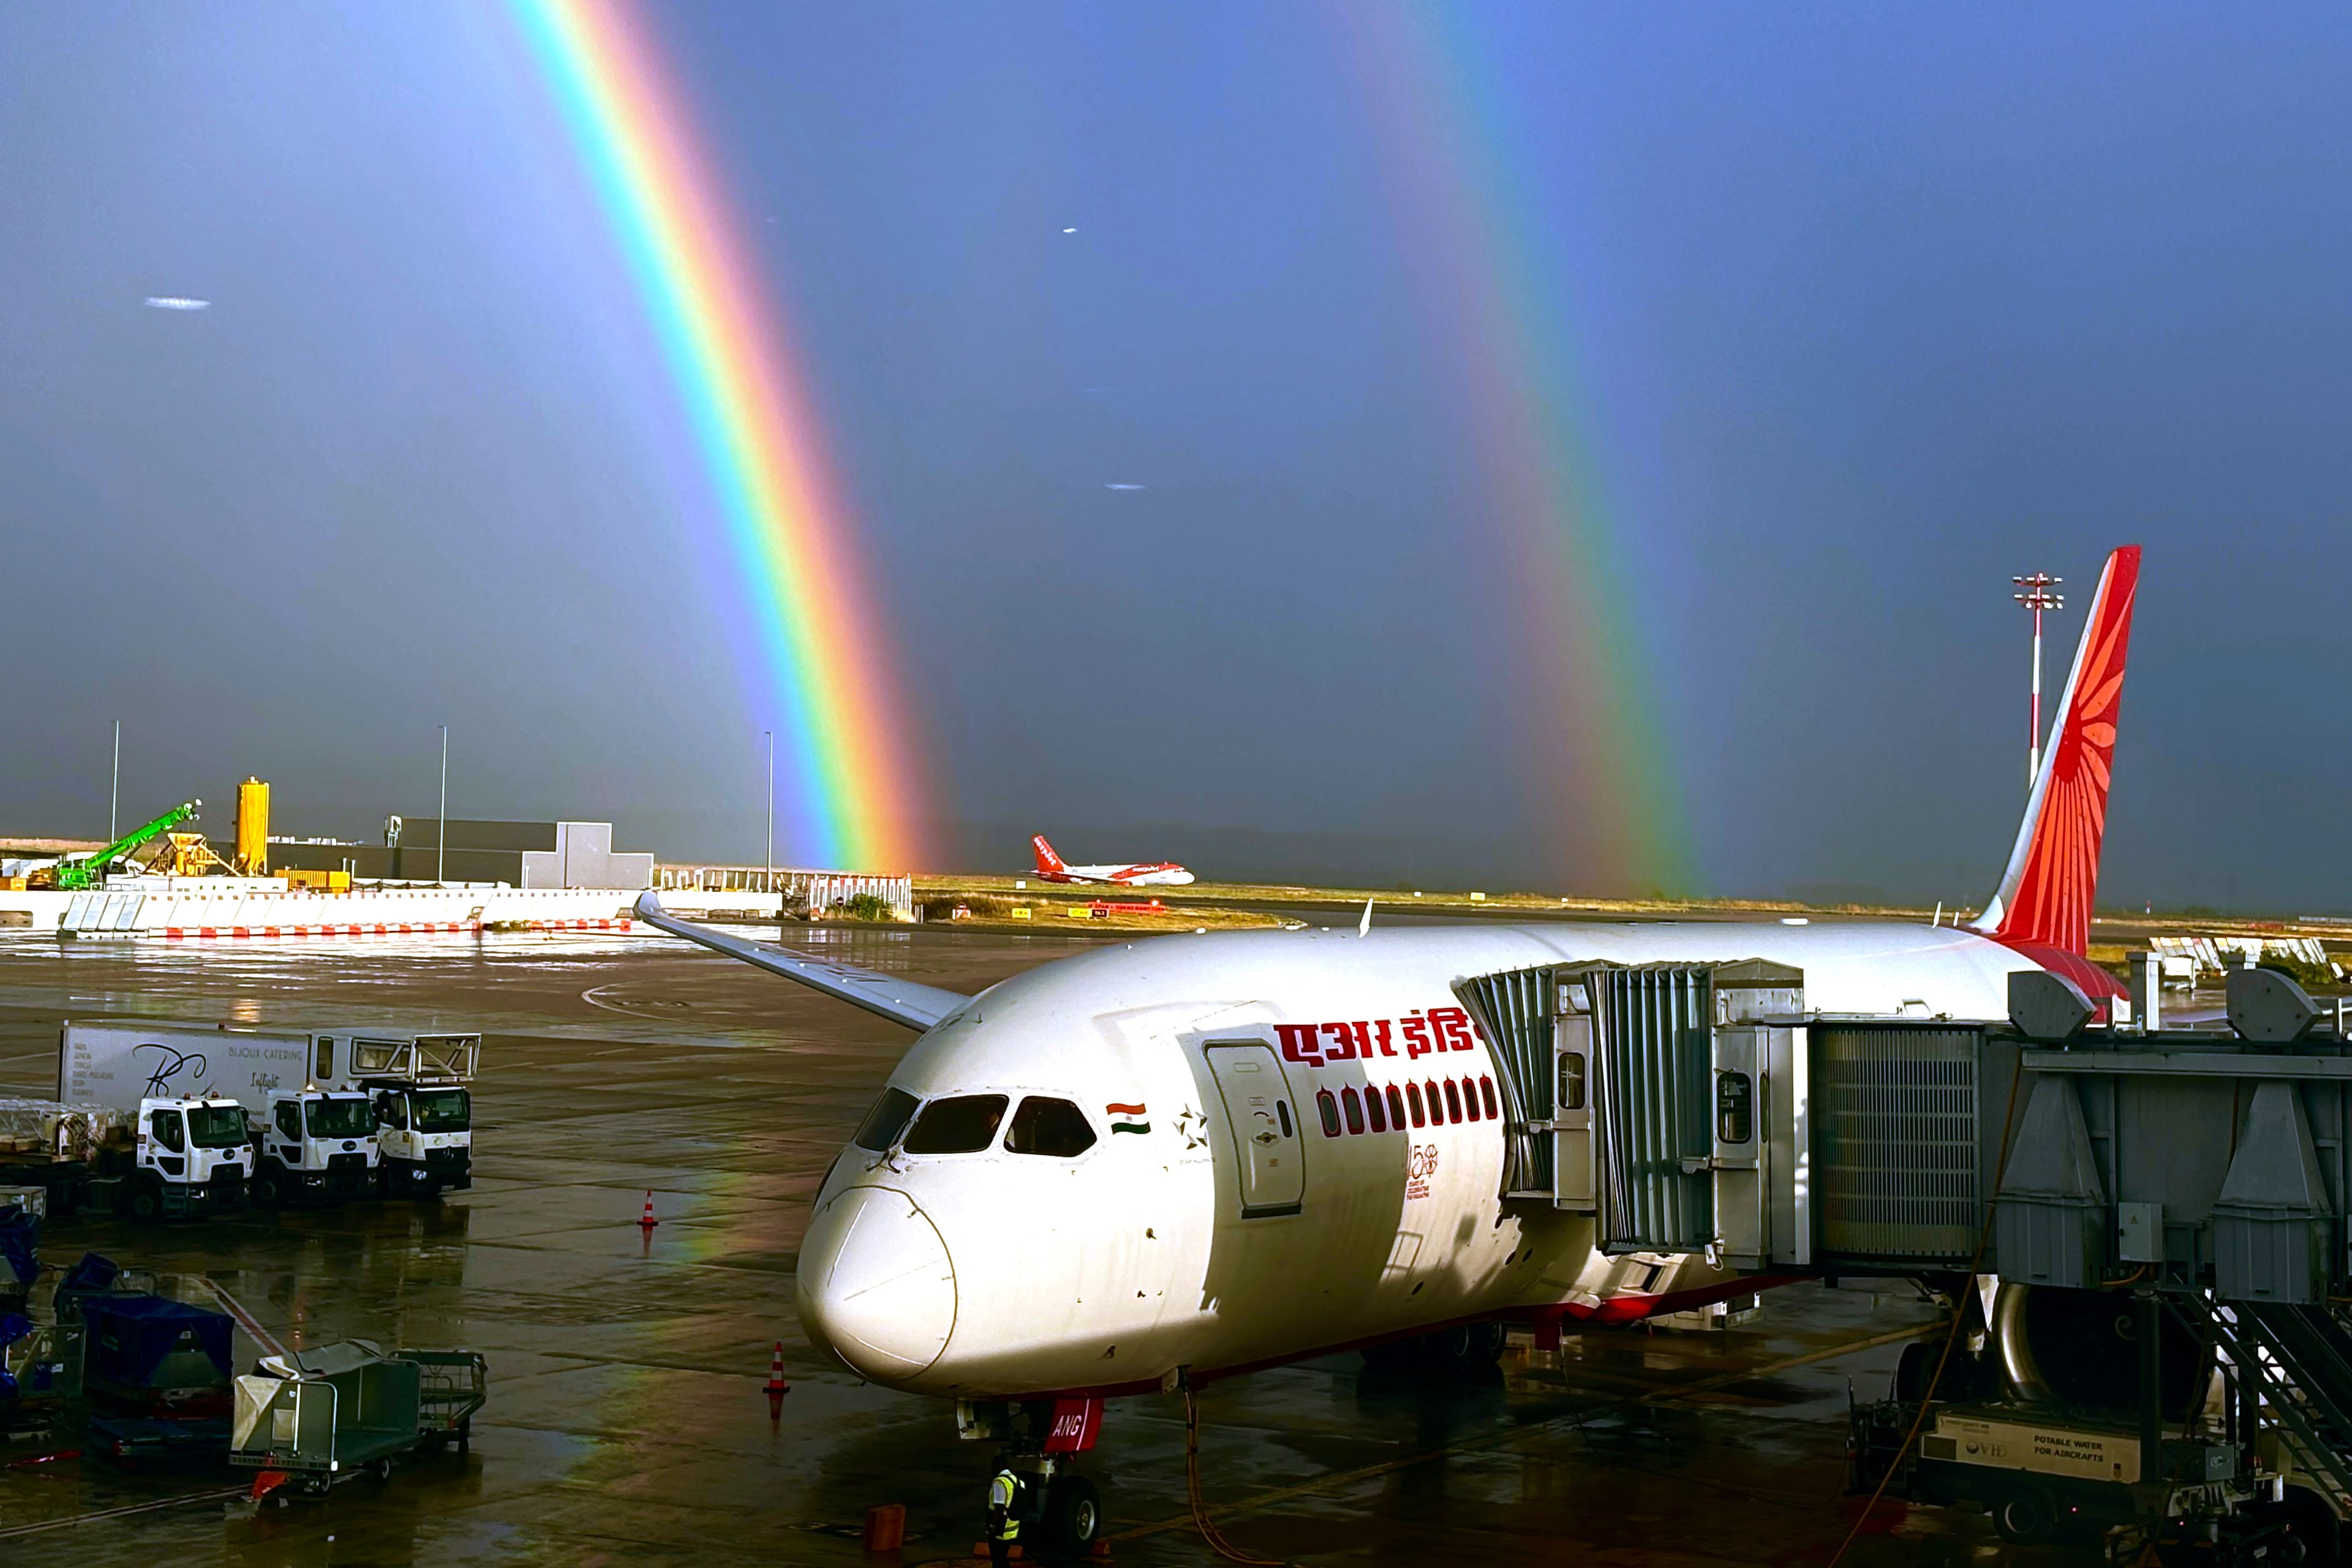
[{"left": 960, "top": 1398, "right": 1107, "bottom": 1562}]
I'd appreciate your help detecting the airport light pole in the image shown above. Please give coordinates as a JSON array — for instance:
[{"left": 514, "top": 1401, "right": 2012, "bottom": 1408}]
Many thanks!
[
  {"left": 2011, "top": 573, "right": 2064, "bottom": 790},
  {"left": 437, "top": 725, "right": 448, "bottom": 886},
  {"left": 109, "top": 720, "right": 120, "bottom": 841},
  {"left": 763, "top": 729, "right": 774, "bottom": 898}
]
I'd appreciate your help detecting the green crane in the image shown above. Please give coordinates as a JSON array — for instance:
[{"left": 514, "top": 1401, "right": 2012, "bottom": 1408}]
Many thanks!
[{"left": 36, "top": 800, "right": 201, "bottom": 891}]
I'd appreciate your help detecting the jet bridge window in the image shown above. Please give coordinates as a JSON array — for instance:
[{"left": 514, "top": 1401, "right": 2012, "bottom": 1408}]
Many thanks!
[
  {"left": 1003, "top": 1097, "right": 1097, "bottom": 1158},
  {"left": 853, "top": 1088, "right": 921, "bottom": 1152},
  {"left": 904, "top": 1094, "right": 1009, "bottom": 1155}
]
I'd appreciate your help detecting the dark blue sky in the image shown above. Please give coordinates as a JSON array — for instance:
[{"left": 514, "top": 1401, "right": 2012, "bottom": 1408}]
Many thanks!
[{"left": 3, "top": 4, "right": 2346, "bottom": 908}]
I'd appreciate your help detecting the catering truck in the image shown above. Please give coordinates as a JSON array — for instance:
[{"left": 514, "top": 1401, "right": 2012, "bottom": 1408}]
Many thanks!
[
  {"left": 340, "top": 1033, "right": 477, "bottom": 1198},
  {"left": 56, "top": 1022, "right": 480, "bottom": 1207},
  {"left": 0, "top": 1095, "right": 249, "bottom": 1221}
]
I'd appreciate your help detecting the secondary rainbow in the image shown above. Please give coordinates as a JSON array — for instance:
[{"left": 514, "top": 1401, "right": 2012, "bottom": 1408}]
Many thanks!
[
  {"left": 510, "top": 0, "right": 925, "bottom": 870},
  {"left": 1330, "top": 9, "right": 1690, "bottom": 893}
]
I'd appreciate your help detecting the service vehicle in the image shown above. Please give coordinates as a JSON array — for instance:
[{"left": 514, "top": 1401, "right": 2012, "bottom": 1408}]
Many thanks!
[
  {"left": 337, "top": 1034, "right": 478, "bottom": 1198},
  {"left": 56, "top": 1023, "right": 481, "bottom": 1208},
  {"left": 0, "top": 1095, "right": 247, "bottom": 1221},
  {"left": 230, "top": 1339, "right": 484, "bottom": 1493}
]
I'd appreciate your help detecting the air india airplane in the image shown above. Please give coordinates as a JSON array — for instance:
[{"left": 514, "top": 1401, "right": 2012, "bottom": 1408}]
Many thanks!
[
  {"left": 1028, "top": 834, "right": 1196, "bottom": 887},
  {"left": 636, "top": 546, "right": 2141, "bottom": 1556}
]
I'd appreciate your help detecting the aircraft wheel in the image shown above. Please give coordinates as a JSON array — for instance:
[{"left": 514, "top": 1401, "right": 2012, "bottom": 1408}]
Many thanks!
[
  {"left": 1994, "top": 1483, "right": 2057, "bottom": 1545},
  {"left": 1426, "top": 1322, "right": 1507, "bottom": 1373},
  {"left": 1359, "top": 1339, "right": 1416, "bottom": 1373},
  {"left": 1041, "top": 1473, "right": 1102, "bottom": 1557}
]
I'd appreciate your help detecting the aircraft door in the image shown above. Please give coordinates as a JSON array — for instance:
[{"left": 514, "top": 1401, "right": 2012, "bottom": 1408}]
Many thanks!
[{"left": 1204, "top": 1043, "right": 1305, "bottom": 1218}]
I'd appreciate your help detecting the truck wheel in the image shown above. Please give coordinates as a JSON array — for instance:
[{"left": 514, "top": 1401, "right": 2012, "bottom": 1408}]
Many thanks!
[
  {"left": 124, "top": 1175, "right": 165, "bottom": 1223},
  {"left": 1041, "top": 1474, "right": 1102, "bottom": 1556},
  {"left": 368, "top": 1457, "right": 394, "bottom": 1483},
  {"left": 1995, "top": 1484, "right": 2056, "bottom": 1545},
  {"left": 456, "top": 1417, "right": 470, "bottom": 1456},
  {"left": 252, "top": 1167, "right": 285, "bottom": 1208}
]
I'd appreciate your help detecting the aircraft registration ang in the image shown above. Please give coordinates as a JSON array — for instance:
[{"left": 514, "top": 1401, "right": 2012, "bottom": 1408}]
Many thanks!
[{"left": 634, "top": 545, "right": 2141, "bottom": 1556}]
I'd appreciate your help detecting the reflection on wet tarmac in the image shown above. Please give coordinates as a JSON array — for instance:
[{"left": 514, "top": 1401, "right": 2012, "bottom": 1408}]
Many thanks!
[{"left": 1, "top": 930, "right": 2041, "bottom": 1564}]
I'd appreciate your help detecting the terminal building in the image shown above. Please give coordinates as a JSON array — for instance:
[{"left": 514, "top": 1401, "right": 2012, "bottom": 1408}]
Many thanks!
[{"left": 260, "top": 819, "right": 654, "bottom": 890}]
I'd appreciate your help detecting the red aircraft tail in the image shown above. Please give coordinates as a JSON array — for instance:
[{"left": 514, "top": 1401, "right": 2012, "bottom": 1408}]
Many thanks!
[
  {"left": 1031, "top": 835, "right": 1069, "bottom": 876},
  {"left": 1970, "top": 545, "right": 2141, "bottom": 957}
]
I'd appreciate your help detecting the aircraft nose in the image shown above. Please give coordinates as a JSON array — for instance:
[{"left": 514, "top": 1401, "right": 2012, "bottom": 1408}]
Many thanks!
[{"left": 796, "top": 1185, "right": 958, "bottom": 1381}]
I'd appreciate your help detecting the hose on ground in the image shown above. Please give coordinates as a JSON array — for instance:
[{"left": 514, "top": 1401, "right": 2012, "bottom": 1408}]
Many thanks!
[{"left": 1183, "top": 1384, "right": 1286, "bottom": 1566}]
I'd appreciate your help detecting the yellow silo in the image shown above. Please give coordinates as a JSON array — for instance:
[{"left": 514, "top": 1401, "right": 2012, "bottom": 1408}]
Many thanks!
[{"left": 236, "top": 777, "right": 270, "bottom": 874}]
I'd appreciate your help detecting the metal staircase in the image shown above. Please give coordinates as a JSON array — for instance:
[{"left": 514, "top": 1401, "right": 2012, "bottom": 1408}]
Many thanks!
[{"left": 2206, "top": 1302, "right": 2352, "bottom": 1509}]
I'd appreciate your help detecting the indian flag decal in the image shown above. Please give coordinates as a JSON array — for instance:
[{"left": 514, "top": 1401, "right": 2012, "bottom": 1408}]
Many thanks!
[{"left": 1107, "top": 1101, "right": 1150, "bottom": 1134}]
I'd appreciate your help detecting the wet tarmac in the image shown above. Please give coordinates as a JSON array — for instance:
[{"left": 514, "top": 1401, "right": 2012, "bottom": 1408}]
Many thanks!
[{"left": 0, "top": 925, "right": 2077, "bottom": 1565}]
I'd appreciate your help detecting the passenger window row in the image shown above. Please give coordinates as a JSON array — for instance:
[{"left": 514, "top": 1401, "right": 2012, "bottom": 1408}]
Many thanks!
[
  {"left": 1315, "top": 1076, "right": 1500, "bottom": 1137},
  {"left": 850, "top": 1088, "right": 1098, "bottom": 1159}
]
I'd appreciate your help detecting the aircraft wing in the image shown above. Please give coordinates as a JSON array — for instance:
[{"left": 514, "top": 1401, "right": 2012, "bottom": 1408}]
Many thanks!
[{"left": 631, "top": 892, "right": 965, "bottom": 1033}]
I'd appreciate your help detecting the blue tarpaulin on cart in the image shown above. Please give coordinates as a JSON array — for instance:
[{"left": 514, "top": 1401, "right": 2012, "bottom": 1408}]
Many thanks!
[
  {"left": 0, "top": 1312, "right": 24, "bottom": 1404},
  {"left": 0, "top": 1211, "right": 34, "bottom": 1284},
  {"left": 61, "top": 1252, "right": 118, "bottom": 1293},
  {"left": 84, "top": 1295, "right": 232, "bottom": 1385}
]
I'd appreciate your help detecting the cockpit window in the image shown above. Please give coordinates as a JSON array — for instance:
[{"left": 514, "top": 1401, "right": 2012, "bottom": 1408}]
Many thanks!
[
  {"left": 853, "top": 1087, "right": 921, "bottom": 1152},
  {"left": 1003, "top": 1097, "right": 1097, "bottom": 1158},
  {"left": 903, "top": 1094, "right": 1009, "bottom": 1155}
]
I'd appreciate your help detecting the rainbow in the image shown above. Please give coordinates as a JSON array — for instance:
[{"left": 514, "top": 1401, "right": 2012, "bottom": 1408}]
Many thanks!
[
  {"left": 510, "top": 0, "right": 925, "bottom": 872},
  {"left": 1329, "top": 10, "right": 1689, "bottom": 893}
]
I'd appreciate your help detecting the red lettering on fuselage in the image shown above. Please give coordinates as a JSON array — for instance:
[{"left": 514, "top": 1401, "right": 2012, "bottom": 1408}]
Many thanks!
[{"left": 1273, "top": 1009, "right": 1477, "bottom": 1069}]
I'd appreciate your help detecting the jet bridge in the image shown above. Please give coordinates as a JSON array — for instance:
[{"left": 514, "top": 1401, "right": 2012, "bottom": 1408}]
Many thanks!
[
  {"left": 1463, "top": 956, "right": 2352, "bottom": 1546},
  {"left": 1459, "top": 959, "right": 2352, "bottom": 1295}
]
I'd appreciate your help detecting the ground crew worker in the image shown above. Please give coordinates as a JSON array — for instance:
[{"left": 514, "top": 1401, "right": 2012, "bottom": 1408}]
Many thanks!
[{"left": 986, "top": 1464, "right": 1025, "bottom": 1566}]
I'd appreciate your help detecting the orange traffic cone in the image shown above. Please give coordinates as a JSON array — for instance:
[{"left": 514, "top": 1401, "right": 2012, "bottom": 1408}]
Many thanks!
[
  {"left": 764, "top": 1341, "right": 790, "bottom": 1422},
  {"left": 638, "top": 1191, "right": 659, "bottom": 1229}
]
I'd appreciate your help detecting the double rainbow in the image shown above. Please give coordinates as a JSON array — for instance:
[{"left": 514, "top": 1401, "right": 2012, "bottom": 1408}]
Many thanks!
[{"left": 511, "top": 0, "right": 925, "bottom": 871}]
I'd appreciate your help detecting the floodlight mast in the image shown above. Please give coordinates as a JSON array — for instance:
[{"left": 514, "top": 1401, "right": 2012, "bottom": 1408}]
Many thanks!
[{"left": 2011, "top": 572, "right": 2065, "bottom": 789}]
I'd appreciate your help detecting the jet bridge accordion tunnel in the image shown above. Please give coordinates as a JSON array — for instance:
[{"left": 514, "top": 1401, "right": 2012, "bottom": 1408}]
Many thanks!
[{"left": 1455, "top": 959, "right": 2352, "bottom": 1305}]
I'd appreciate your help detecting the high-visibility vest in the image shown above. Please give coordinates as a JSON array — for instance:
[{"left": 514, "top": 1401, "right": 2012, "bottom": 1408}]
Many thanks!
[{"left": 989, "top": 1471, "right": 1022, "bottom": 1539}]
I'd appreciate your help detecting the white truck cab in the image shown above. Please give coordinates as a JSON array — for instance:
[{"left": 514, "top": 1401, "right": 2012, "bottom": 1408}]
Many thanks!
[
  {"left": 250, "top": 1088, "right": 379, "bottom": 1207},
  {"left": 368, "top": 1083, "right": 473, "bottom": 1197},
  {"left": 333, "top": 1033, "right": 478, "bottom": 1199},
  {"left": 127, "top": 1093, "right": 252, "bottom": 1220}
]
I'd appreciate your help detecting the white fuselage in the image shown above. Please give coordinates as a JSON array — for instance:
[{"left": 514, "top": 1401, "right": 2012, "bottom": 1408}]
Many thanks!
[
  {"left": 796, "top": 918, "right": 2038, "bottom": 1400},
  {"left": 1039, "top": 863, "right": 1196, "bottom": 887}
]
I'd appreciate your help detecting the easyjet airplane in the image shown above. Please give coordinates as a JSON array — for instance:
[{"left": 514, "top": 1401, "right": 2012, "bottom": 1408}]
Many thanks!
[
  {"left": 1028, "top": 834, "right": 1196, "bottom": 887},
  {"left": 637, "top": 545, "right": 2141, "bottom": 1555}
]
